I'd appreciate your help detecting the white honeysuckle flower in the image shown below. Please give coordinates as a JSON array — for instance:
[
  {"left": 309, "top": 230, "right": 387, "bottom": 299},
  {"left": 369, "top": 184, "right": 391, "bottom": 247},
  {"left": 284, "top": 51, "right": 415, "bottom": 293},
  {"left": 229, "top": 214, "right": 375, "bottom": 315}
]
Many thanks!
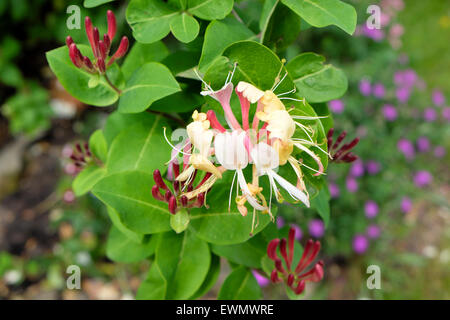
[
  {"left": 214, "top": 130, "right": 267, "bottom": 214},
  {"left": 251, "top": 142, "right": 310, "bottom": 208}
]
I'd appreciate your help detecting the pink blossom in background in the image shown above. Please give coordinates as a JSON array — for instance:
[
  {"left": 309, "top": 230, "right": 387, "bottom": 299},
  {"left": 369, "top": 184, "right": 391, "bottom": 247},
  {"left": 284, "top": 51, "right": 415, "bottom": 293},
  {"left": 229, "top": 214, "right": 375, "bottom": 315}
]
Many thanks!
[
  {"left": 423, "top": 108, "right": 437, "bottom": 122},
  {"left": 353, "top": 235, "right": 369, "bottom": 254},
  {"left": 413, "top": 170, "right": 433, "bottom": 187},
  {"left": 401, "top": 197, "right": 412, "bottom": 213},
  {"left": 394, "top": 69, "right": 417, "bottom": 88},
  {"left": 382, "top": 104, "right": 398, "bottom": 121},
  {"left": 63, "top": 190, "right": 76, "bottom": 204},
  {"left": 380, "top": 12, "right": 391, "bottom": 27},
  {"left": 359, "top": 79, "right": 371, "bottom": 96},
  {"left": 397, "top": 54, "right": 409, "bottom": 65},
  {"left": 389, "top": 23, "right": 404, "bottom": 38},
  {"left": 432, "top": 90, "right": 445, "bottom": 106},
  {"left": 346, "top": 177, "right": 359, "bottom": 193},
  {"left": 290, "top": 224, "right": 303, "bottom": 241},
  {"left": 329, "top": 99, "right": 345, "bottom": 114},
  {"left": 362, "top": 25, "right": 385, "bottom": 41},
  {"left": 416, "top": 137, "right": 430, "bottom": 152},
  {"left": 397, "top": 138, "right": 415, "bottom": 160},
  {"left": 308, "top": 219, "right": 325, "bottom": 238},
  {"left": 62, "top": 144, "right": 74, "bottom": 158},
  {"left": 396, "top": 86, "right": 411, "bottom": 103},
  {"left": 252, "top": 270, "right": 269, "bottom": 288},
  {"left": 64, "top": 163, "right": 78, "bottom": 176},
  {"left": 350, "top": 160, "right": 364, "bottom": 177},
  {"left": 442, "top": 107, "right": 450, "bottom": 121},
  {"left": 366, "top": 160, "right": 381, "bottom": 175},
  {"left": 366, "top": 224, "right": 381, "bottom": 239},
  {"left": 373, "top": 83, "right": 386, "bottom": 98},
  {"left": 365, "top": 200, "right": 379, "bottom": 219},
  {"left": 434, "top": 146, "right": 446, "bottom": 158},
  {"left": 276, "top": 216, "right": 285, "bottom": 229},
  {"left": 329, "top": 182, "right": 340, "bottom": 198}
]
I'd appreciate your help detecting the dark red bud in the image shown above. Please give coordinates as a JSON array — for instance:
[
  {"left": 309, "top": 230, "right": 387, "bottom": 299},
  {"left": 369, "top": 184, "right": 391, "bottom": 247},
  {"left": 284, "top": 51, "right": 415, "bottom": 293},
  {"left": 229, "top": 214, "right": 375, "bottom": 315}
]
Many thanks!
[
  {"left": 267, "top": 239, "right": 280, "bottom": 260},
  {"left": 164, "top": 190, "right": 173, "bottom": 203},
  {"left": 270, "top": 269, "right": 281, "bottom": 283},
  {"left": 83, "top": 56, "right": 95, "bottom": 72},
  {"left": 103, "top": 34, "right": 111, "bottom": 52},
  {"left": 69, "top": 44, "right": 83, "bottom": 68},
  {"left": 153, "top": 170, "right": 169, "bottom": 191},
  {"left": 168, "top": 196, "right": 177, "bottom": 214},
  {"left": 275, "top": 258, "right": 286, "bottom": 275},
  {"left": 152, "top": 185, "right": 164, "bottom": 201},
  {"left": 99, "top": 40, "right": 107, "bottom": 60},
  {"left": 196, "top": 192, "right": 205, "bottom": 207},
  {"left": 180, "top": 195, "right": 188, "bottom": 207},
  {"left": 85, "top": 17, "right": 95, "bottom": 55},
  {"left": 288, "top": 227, "right": 296, "bottom": 267},
  {"left": 294, "top": 280, "right": 306, "bottom": 295},
  {"left": 107, "top": 10, "right": 116, "bottom": 41},
  {"left": 97, "top": 58, "right": 106, "bottom": 73},
  {"left": 93, "top": 27, "right": 100, "bottom": 58},
  {"left": 75, "top": 143, "right": 83, "bottom": 154},
  {"left": 84, "top": 142, "right": 91, "bottom": 157},
  {"left": 107, "top": 36, "right": 129, "bottom": 66},
  {"left": 66, "top": 36, "right": 74, "bottom": 48},
  {"left": 287, "top": 274, "right": 295, "bottom": 287},
  {"left": 279, "top": 239, "right": 289, "bottom": 270},
  {"left": 173, "top": 180, "right": 180, "bottom": 194}
]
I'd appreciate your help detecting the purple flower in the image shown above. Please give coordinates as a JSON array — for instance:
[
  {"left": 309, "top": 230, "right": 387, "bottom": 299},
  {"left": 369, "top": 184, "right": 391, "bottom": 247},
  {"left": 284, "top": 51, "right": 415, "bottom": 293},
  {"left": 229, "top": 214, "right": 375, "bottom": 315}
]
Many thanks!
[
  {"left": 329, "top": 99, "right": 344, "bottom": 114},
  {"left": 366, "top": 224, "right": 381, "bottom": 239},
  {"left": 434, "top": 146, "right": 446, "bottom": 158},
  {"left": 416, "top": 136, "right": 430, "bottom": 152},
  {"left": 364, "top": 200, "right": 379, "bottom": 219},
  {"left": 397, "top": 138, "right": 415, "bottom": 160},
  {"left": 401, "top": 197, "right": 412, "bottom": 213},
  {"left": 432, "top": 90, "right": 445, "bottom": 107},
  {"left": 396, "top": 86, "right": 411, "bottom": 103},
  {"left": 290, "top": 224, "right": 303, "bottom": 240},
  {"left": 308, "top": 219, "right": 325, "bottom": 238},
  {"left": 63, "top": 190, "right": 76, "bottom": 204},
  {"left": 276, "top": 216, "right": 285, "bottom": 229},
  {"left": 359, "top": 79, "right": 371, "bottom": 96},
  {"left": 346, "top": 177, "right": 359, "bottom": 193},
  {"left": 353, "top": 235, "right": 369, "bottom": 254},
  {"left": 366, "top": 160, "right": 381, "bottom": 175},
  {"left": 423, "top": 108, "right": 437, "bottom": 122},
  {"left": 373, "top": 83, "right": 386, "bottom": 98},
  {"left": 350, "top": 160, "right": 364, "bottom": 177},
  {"left": 362, "top": 25, "right": 385, "bottom": 41},
  {"left": 413, "top": 170, "right": 432, "bottom": 187},
  {"left": 252, "top": 270, "right": 269, "bottom": 288},
  {"left": 442, "top": 107, "right": 450, "bottom": 121},
  {"left": 329, "top": 182, "right": 340, "bottom": 199},
  {"left": 382, "top": 104, "right": 398, "bottom": 121}
]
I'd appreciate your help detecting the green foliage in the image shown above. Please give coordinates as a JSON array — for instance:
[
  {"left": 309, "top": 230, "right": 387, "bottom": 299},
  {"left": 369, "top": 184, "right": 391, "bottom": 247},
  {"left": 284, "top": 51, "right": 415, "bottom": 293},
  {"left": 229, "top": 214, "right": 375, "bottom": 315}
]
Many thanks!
[
  {"left": 218, "top": 266, "right": 262, "bottom": 300},
  {"left": 106, "top": 226, "right": 155, "bottom": 263}
]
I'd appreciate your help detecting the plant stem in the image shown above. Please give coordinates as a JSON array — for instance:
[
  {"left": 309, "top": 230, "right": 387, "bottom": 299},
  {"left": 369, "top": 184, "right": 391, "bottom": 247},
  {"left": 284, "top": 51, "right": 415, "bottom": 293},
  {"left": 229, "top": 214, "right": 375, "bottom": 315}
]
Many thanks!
[{"left": 104, "top": 73, "right": 121, "bottom": 95}]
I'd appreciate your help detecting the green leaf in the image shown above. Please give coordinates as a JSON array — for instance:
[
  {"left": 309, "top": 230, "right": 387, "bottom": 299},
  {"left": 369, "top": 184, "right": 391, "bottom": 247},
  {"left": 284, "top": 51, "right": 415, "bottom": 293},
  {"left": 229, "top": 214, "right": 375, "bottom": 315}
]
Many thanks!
[
  {"left": 170, "top": 209, "right": 190, "bottom": 233},
  {"left": 187, "top": 0, "right": 234, "bottom": 20},
  {"left": 156, "top": 230, "right": 211, "bottom": 299},
  {"left": 286, "top": 52, "right": 347, "bottom": 103},
  {"left": 261, "top": 1, "right": 302, "bottom": 52},
  {"left": 84, "top": 0, "right": 116, "bottom": 8},
  {"left": 46, "top": 45, "right": 119, "bottom": 106},
  {"left": 118, "top": 62, "right": 181, "bottom": 113},
  {"left": 89, "top": 129, "right": 108, "bottom": 163},
  {"left": 92, "top": 171, "right": 172, "bottom": 234},
  {"left": 106, "top": 226, "right": 155, "bottom": 263},
  {"left": 136, "top": 263, "right": 167, "bottom": 300},
  {"left": 72, "top": 165, "right": 106, "bottom": 197},
  {"left": 218, "top": 266, "right": 262, "bottom": 300},
  {"left": 103, "top": 111, "right": 158, "bottom": 147},
  {"left": 199, "top": 18, "right": 255, "bottom": 72},
  {"left": 161, "top": 51, "right": 200, "bottom": 76},
  {"left": 121, "top": 42, "right": 169, "bottom": 80},
  {"left": 189, "top": 177, "right": 274, "bottom": 245},
  {"left": 281, "top": 0, "right": 356, "bottom": 35},
  {"left": 106, "top": 206, "right": 145, "bottom": 243},
  {"left": 191, "top": 254, "right": 221, "bottom": 299},
  {"left": 126, "top": 0, "right": 179, "bottom": 43},
  {"left": 310, "top": 185, "right": 330, "bottom": 226},
  {"left": 151, "top": 86, "right": 203, "bottom": 113},
  {"left": 170, "top": 13, "right": 200, "bottom": 43},
  {"left": 106, "top": 116, "right": 170, "bottom": 174},
  {"left": 211, "top": 233, "right": 267, "bottom": 268}
]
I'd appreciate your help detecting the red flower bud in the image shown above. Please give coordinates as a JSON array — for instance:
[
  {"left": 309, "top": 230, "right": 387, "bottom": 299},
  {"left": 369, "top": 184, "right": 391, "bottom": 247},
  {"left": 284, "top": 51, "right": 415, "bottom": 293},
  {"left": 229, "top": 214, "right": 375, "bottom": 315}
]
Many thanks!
[
  {"left": 103, "top": 34, "right": 111, "bottom": 52},
  {"left": 180, "top": 195, "right": 188, "bottom": 207},
  {"left": 153, "top": 170, "right": 169, "bottom": 191},
  {"left": 69, "top": 44, "right": 83, "bottom": 68},
  {"left": 164, "top": 190, "right": 173, "bottom": 203},
  {"left": 66, "top": 36, "right": 74, "bottom": 48},
  {"left": 97, "top": 57, "right": 106, "bottom": 73},
  {"left": 99, "top": 40, "right": 107, "bottom": 60},
  {"left": 196, "top": 192, "right": 205, "bottom": 207},
  {"left": 275, "top": 258, "right": 286, "bottom": 275},
  {"left": 267, "top": 239, "right": 280, "bottom": 260},
  {"left": 93, "top": 27, "right": 100, "bottom": 58},
  {"left": 270, "top": 269, "right": 281, "bottom": 283},
  {"left": 85, "top": 17, "right": 95, "bottom": 55},
  {"left": 107, "top": 36, "right": 129, "bottom": 66},
  {"left": 294, "top": 280, "right": 306, "bottom": 295},
  {"left": 168, "top": 196, "right": 177, "bottom": 214},
  {"left": 287, "top": 274, "right": 295, "bottom": 287},
  {"left": 107, "top": 10, "right": 116, "bottom": 41},
  {"left": 83, "top": 56, "right": 95, "bottom": 73},
  {"left": 152, "top": 185, "right": 164, "bottom": 201},
  {"left": 279, "top": 238, "right": 289, "bottom": 270}
]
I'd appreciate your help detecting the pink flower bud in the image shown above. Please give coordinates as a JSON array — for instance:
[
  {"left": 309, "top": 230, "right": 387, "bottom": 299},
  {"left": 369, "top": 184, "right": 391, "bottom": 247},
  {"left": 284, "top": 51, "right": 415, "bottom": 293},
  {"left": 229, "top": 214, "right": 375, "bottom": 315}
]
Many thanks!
[{"left": 107, "top": 10, "right": 117, "bottom": 41}]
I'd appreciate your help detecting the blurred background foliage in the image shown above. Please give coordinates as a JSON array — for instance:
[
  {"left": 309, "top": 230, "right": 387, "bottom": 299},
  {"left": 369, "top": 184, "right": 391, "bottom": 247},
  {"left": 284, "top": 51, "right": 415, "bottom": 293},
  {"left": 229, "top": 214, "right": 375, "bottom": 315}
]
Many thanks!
[{"left": 0, "top": 0, "right": 448, "bottom": 299}]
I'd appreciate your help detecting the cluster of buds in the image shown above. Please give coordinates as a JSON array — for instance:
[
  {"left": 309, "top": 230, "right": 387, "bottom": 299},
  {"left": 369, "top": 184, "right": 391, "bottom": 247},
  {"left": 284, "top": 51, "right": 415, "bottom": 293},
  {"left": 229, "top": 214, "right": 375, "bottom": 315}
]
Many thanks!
[
  {"left": 66, "top": 10, "right": 129, "bottom": 74},
  {"left": 327, "top": 128, "right": 360, "bottom": 163},
  {"left": 267, "top": 227, "right": 324, "bottom": 295},
  {"left": 65, "top": 141, "right": 92, "bottom": 172},
  {"left": 152, "top": 162, "right": 214, "bottom": 214}
]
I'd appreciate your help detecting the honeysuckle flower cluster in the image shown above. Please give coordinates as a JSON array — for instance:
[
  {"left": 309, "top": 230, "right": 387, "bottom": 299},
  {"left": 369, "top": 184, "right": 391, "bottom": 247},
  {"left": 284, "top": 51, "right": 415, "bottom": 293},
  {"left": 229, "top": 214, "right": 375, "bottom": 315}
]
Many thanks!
[
  {"left": 267, "top": 227, "right": 324, "bottom": 295},
  {"left": 158, "top": 66, "right": 328, "bottom": 230},
  {"left": 63, "top": 141, "right": 93, "bottom": 175},
  {"left": 66, "top": 10, "right": 128, "bottom": 77}
]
